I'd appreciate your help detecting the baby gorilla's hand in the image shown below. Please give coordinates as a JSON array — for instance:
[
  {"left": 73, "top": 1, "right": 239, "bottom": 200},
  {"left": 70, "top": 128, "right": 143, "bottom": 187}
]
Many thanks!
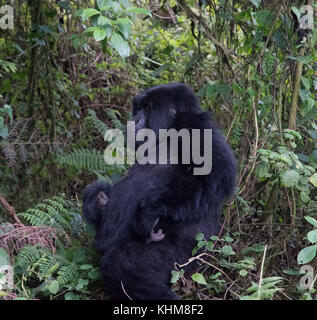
[{"left": 147, "top": 218, "right": 165, "bottom": 244}]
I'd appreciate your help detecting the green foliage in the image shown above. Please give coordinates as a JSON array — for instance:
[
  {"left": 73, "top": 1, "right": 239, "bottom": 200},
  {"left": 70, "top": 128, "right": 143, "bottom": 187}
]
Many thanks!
[
  {"left": 297, "top": 216, "right": 317, "bottom": 265},
  {"left": 13, "top": 245, "right": 100, "bottom": 299},
  {"left": 18, "top": 196, "right": 71, "bottom": 231},
  {"left": 171, "top": 234, "right": 270, "bottom": 299},
  {"left": 58, "top": 108, "right": 128, "bottom": 180},
  {"left": 240, "top": 277, "right": 283, "bottom": 300},
  {"left": 58, "top": 148, "right": 109, "bottom": 171},
  {"left": 78, "top": 0, "right": 151, "bottom": 58},
  {"left": 255, "top": 127, "right": 317, "bottom": 204}
]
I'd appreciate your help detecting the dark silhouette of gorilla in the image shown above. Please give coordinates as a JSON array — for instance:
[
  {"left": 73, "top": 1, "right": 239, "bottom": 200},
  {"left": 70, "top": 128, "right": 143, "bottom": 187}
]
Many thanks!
[{"left": 83, "top": 83, "right": 237, "bottom": 300}]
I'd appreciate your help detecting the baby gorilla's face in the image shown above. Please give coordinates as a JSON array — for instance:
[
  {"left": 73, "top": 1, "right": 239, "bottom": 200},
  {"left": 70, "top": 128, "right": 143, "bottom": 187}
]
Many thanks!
[{"left": 96, "top": 191, "right": 108, "bottom": 207}]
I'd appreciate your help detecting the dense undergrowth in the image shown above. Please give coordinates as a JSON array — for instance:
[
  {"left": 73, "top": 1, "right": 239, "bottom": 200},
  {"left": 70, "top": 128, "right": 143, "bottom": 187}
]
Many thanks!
[{"left": 0, "top": 0, "right": 316, "bottom": 300}]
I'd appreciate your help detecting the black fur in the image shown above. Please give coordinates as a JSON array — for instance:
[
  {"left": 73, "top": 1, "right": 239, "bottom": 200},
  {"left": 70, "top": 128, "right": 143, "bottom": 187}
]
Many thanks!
[{"left": 83, "top": 83, "right": 237, "bottom": 300}]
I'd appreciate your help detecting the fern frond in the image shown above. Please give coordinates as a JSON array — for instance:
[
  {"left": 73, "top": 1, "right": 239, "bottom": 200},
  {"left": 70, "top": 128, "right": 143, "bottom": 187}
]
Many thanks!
[
  {"left": 16, "top": 245, "right": 42, "bottom": 267},
  {"left": 38, "top": 256, "right": 60, "bottom": 278},
  {"left": 107, "top": 109, "right": 126, "bottom": 132},
  {"left": 88, "top": 109, "right": 109, "bottom": 136},
  {"left": 1, "top": 142, "right": 17, "bottom": 167},
  {"left": 6, "top": 118, "right": 29, "bottom": 143},
  {"left": 18, "top": 196, "right": 71, "bottom": 231},
  {"left": 19, "top": 210, "right": 49, "bottom": 226},
  {"left": 58, "top": 148, "right": 109, "bottom": 171},
  {"left": 57, "top": 265, "right": 79, "bottom": 286}
]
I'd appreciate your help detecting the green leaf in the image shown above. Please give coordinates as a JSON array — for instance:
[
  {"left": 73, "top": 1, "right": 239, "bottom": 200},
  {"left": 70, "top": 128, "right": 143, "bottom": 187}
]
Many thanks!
[
  {"left": 151, "top": 63, "right": 173, "bottom": 78},
  {"left": 110, "top": 31, "right": 130, "bottom": 58},
  {"left": 84, "top": 26, "right": 99, "bottom": 35},
  {"left": 302, "top": 77, "right": 310, "bottom": 90},
  {"left": 309, "top": 173, "right": 317, "bottom": 188},
  {"left": 305, "top": 216, "right": 317, "bottom": 228},
  {"left": 195, "top": 233, "right": 204, "bottom": 241},
  {"left": 280, "top": 169, "right": 300, "bottom": 187},
  {"left": 225, "top": 236, "right": 234, "bottom": 243},
  {"left": 125, "top": 7, "right": 152, "bottom": 16},
  {"left": 76, "top": 279, "right": 88, "bottom": 290},
  {"left": 120, "top": 0, "right": 131, "bottom": 8},
  {"left": 255, "top": 163, "right": 271, "bottom": 180},
  {"left": 93, "top": 27, "right": 107, "bottom": 41},
  {"left": 291, "top": 6, "right": 301, "bottom": 23},
  {"left": 203, "top": 83, "right": 231, "bottom": 98},
  {"left": 297, "top": 245, "right": 317, "bottom": 264},
  {"left": 286, "top": 54, "right": 313, "bottom": 64},
  {"left": 184, "top": 53, "right": 202, "bottom": 74},
  {"left": 97, "top": 0, "right": 112, "bottom": 10},
  {"left": 307, "top": 230, "right": 317, "bottom": 244},
  {"left": 300, "top": 191, "right": 311, "bottom": 204},
  {"left": 239, "top": 269, "right": 248, "bottom": 276},
  {"left": 311, "top": 150, "right": 317, "bottom": 161},
  {"left": 254, "top": 10, "right": 275, "bottom": 29},
  {"left": 249, "top": 0, "right": 261, "bottom": 8},
  {"left": 0, "top": 248, "right": 9, "bottom": 267},
  {"left": 48, "top": 280, "right": 60, "bottom": 294},
  {"left": 191, "top": 273, "right": 207, "bottom": 285},
  {"left": 170, "top": 270, "right": 180, "bottom": 284},
  {"left": 80, "top": 264, "right": 93, "bottom": 270},
  {"left": 98, "top": 16, "right": 111, "bottom": 26},
  {"left": 0, "top": 123, "right": 8, "bottom": 138},
  {"left": 115, "top": 18, "right": 132, "bottom": 39},
  {"left": 82, "top": 8, "right": 100, "bottom": 20},
  {"left": 277, "top": 154, "right": 292, "bottom": 166},
  {"left": 282, "top": 269, "right": 302, "bottom": 276},
  {"left": 222, "top": 245, "right": 235, "bottom": 256}
]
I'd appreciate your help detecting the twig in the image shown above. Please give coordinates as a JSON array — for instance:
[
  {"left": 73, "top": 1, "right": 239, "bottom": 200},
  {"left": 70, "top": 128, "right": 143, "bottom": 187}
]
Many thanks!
[
  {"left": 0, "top": 193, "right": 22, "bottom": 224},
  {"left": 120, "top": 281, "right": 133, "bottom": 300},
  {"left": 258, "top": 244, "right": 268, "bottom": 300}
]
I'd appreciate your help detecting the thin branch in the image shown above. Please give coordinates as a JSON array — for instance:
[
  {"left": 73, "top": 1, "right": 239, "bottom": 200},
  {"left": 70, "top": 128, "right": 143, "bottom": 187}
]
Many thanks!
[{"left": 0, "top": 193, "right": 22, "bottom": 224}]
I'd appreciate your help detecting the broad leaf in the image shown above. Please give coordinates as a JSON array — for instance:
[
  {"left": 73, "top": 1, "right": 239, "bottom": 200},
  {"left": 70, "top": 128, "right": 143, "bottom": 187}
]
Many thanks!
[
  {"left": 280, "top": 169, "right": 300, "bottom": 187},
  {"left": 309, "top": 173, "right": 317, "bottom": 187},
  {"left": 110, "top": 31, "right": 130, "bottom": 58},
  {"left": 93, "top": 27, "right": 107, "bottom": 41},
  {"left": 249, "top": 0, "right": 261, "bottom": 8},
  {"left": 48, "top": 280, "right": 60, "bottom": 294},
  {"left": 98, "top": 16, "right": 111, "bottom": 26},
  {"left": 116, "top": 18, "right": 132, "bottom": 39},
  {"left": 305, "top": 216, "right": 317, "bottom": 228},
  {"left": 151, "top": 63, "right": 173, "bottom": 77},
  {"left": 125, "top": 7, "right": 151, "bottom": 16},
  {"left": 307, "top": 230, "right": 317, "bottom": 244},
  {"left": 254, "top": 10, "right": 275, "bottom": 29},
  {"left": 97, "top": 0, "right": 112, "bottom": 10},
  {"left": 191, "top": 273, "right": 207, "bottom": 285},
  {"left": 82, "top": 8, "right": 100, "bottom": 20},
  {"left": 255, "top": 163, "right": 271, "bottom": 180},
  {"left": 297, "top": 245, "right": 317, "bottom": 264}
]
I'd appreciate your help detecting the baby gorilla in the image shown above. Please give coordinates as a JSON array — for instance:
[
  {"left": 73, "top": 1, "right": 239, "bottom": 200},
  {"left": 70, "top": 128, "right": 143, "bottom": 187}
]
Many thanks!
[
  {"left": 86, "top": 185, "right": 165, "bottom": 243},
  {"left": 83, "top": 83, "right": 237, "bottom": 300}
]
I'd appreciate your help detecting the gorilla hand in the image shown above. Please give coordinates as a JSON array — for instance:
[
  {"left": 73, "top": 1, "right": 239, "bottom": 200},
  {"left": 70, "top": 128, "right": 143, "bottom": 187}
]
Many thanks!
[{"left": 147, "top": 218, "right": 165, "bottom": 244}]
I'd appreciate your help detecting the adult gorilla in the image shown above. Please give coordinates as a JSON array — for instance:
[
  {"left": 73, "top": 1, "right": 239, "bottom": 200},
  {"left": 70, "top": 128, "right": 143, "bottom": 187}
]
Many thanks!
[{"left": 83, "top": 83, "right": 237, "bottom": 300}]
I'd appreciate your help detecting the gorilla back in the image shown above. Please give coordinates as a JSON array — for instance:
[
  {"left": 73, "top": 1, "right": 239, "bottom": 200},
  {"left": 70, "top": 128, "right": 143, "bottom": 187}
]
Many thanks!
[{"left": 83, "top": 83, "right": 237, "bottom": 300}]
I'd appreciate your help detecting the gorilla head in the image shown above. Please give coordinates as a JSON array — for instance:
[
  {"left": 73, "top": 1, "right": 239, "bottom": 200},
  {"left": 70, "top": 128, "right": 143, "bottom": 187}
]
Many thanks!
[
  {"left": 83, "top": 83, "right": 237, "bottom": 300},
  {"left": 132, "top": 83, "right": 202, "bottom": 134}
]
